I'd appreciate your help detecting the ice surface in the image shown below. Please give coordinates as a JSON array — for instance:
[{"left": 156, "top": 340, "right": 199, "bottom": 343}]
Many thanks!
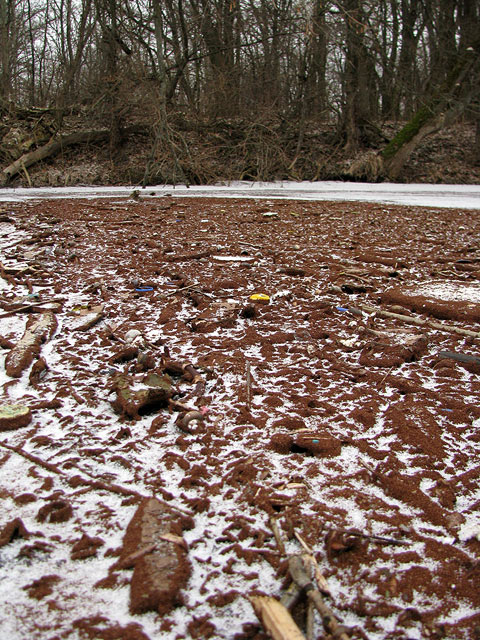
[{"left": 1, "top": 180, "right": 480, "bottom": 209}]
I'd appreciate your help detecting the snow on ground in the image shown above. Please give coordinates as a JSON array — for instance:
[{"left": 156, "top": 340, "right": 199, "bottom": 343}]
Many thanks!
[
  {"left": 1, "top": 196, "right": 480, "bottom": 639},
  {"left": 1, "top": 180, "right": 480, "bottom": 209}
]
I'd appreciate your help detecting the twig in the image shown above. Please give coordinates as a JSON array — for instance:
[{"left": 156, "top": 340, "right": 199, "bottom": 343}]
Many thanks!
[
  {"left": 353, "top": 303, "right": 480, "bottom": 339},
  {"left": 269, "top": 516, "right": 286, "bottom": 555},
  {"left": 377, "top": 365, "right": 395, "bottom": 388},
  {"left": 280, "top": 582, "right": 303, "bottom": 610},
  {"left": 335, "top": 529, "right": 404, "bottom": 546},
  {"left": 302, "top": 553, "right": 331, "bottom": 596},
  {"left": 306, "top": 600, "right": 315, "bottom": 640},
  {"left": 163, "top": 283, "right": 197, "bottom": 297},
  {"left": 334, "top": 271, "right": 371, "bottom": 284},
  {"left": 238, "top": 241, "right": 263, "bottom": 250},
  {"left": 246, "top": 361, "right": 252, "bottom": 410},
  {"left": 182, "top": 362, "right": 206, "bottom": 396},
  {"left": 0, "top": 298, "right": 61, "bottom": 319},
  {"left": 0, "top": 441, "right": 193, "bottom": 517},
  {"left": 288, "top": 555, "right": 351, "bottom": 640},
  {"left": 67, "top": 380, "right": 86, "bottom": 405},
  {"left": 116, "top": 544, "right": 157, "bottom": 569},
  {"left": 294, "top": 530, "right": 313, "bottom": 555}
]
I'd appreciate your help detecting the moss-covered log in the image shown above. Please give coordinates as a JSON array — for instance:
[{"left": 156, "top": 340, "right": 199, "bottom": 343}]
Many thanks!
[
  {"left": 382, "top": 106, "right": 435, "bottom": 162},
  {"left": 381, "top": 46, "right": 477, "bottom": 178}
]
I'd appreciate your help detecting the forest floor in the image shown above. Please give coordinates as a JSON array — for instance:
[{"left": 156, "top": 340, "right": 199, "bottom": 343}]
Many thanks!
[
  {"left": 0, "top": 195, "right": 480, "bottom": 640},
  {"left": 1, "top": 113, "right": 480, "bottom": 187}
]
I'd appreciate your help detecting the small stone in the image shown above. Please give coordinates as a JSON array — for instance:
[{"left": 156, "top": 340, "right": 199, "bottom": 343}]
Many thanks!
[
  {"left": 125, "top": 329, "right": 142, "bottom": 344},
  {"left": 0, "top": 404, "right": 32, "bottom": 431}
]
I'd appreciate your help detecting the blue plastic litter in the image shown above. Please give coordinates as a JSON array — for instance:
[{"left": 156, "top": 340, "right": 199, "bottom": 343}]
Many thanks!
[
  {"left": 336, "top": 306, "right": 349, "bottom": 312},
  {"left": 135, "top": 287, "right": 154, "bottom": 292}
]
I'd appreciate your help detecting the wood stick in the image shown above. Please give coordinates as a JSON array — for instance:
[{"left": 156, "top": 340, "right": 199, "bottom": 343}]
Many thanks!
[
  {"left": 116, "top": 544, "right": 157, "bottom": 569},
  {"left": 0, "top": 441, "right": 193, "bottom": 517},
  {"left": 250, "top": 595, "right": 306, "bottom": 640},
  {"left": 269, "top": 516, "right": 286, "bottom": 555},
  {"left": 377, "top": 365, "right": 395, "bottom": 388},
  {"left": 246, "top": 361, "right": 252, "bottom": 410},
  {"left": 354, "top": 303, "right": 480, "bottom": 339},
  {"left": 333, "top": 529, "right": 404, "bottom": 545},
  {"left": 279, "top": 582, "right": 303, "bottom": 610},
  {"left": 163, "top": 283, "right": 198, "bottom": 297},
  {"left": 306, "top": 600, "right": 315, "bottom": 640},
  {"left": 302, "top": 553, "right": 331, "bottom": 596},
  {"left": 0, "top": 298, "right": 62, "bottom": 318},
  {"left": 288, "top": 555, "right": 351, "bottom": 640},
  {"left": 294, "top": 531, "right": 313, "bottom": 555},
  {"left": 438, "top": 350, "right": 480, "bottom": 366},
  {"left": 238, "top": 241, "right": 263, "bottom": 250}
]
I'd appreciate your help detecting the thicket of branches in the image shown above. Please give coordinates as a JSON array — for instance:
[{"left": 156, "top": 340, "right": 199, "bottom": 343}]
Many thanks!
[{"left": 0, "top": 0, "right": 479, "bottom": 183}]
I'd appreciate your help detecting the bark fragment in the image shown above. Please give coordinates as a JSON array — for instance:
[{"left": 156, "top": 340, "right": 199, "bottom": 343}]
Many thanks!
[
  {"left": 118, "top": 498, "right": 192, "bottom": 615},
  {"left": 5, "top": 312, "right": 57, "bottom": 378},
  {"left": 110, "top": 372, "right": 172, "bottom": 420}
]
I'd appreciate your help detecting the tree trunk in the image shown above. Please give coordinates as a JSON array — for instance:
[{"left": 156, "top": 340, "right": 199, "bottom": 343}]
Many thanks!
[
  {"left": 305, "top": 0, "right": 327, "bottom": 116},
  {"left": 0, "top": 0, "right": 14, "bottom": 109},
  {"left": 380, "top": 46, "right": 478, "bottom": 178},
  {"left": 395, "top": 0, "right": 421, "bottom": 117},
  {"left": 95, "top": 0, "right": 123, "bottom": 152},
  {"left": 1, "top": 130, "right": 110, "bottom": 184},
  {"left": 340, "top": 0, "right": 376, "bottom": 152},
  {"left": 475, "top": 111, "right": 480, "bottom": 165}
]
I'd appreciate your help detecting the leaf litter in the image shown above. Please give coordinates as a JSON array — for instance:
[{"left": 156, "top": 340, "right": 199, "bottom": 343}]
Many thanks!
[{"left": 0, "top": 196, "right": 479, "bottom": 639}]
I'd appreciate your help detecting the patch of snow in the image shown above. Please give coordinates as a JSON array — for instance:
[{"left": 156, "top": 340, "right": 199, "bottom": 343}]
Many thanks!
[{"left": 411, "top": 281, "right": 480, "bottom": 303}]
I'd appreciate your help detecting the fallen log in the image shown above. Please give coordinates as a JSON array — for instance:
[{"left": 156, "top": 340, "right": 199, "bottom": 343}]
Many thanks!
[
  {"left": 437, "top": 350, "right": 480, "bottom": 374},
  {"left": 1, "top": 130, "right": 111, "bottom": 184},
  {"left": 346, "top": 46, "right": 478, "bottom": 180}
]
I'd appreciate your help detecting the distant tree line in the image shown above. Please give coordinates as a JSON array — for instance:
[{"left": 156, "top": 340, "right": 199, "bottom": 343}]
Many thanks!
[{"left": 0, "top": 0, "right": 479, "bottom": 172}]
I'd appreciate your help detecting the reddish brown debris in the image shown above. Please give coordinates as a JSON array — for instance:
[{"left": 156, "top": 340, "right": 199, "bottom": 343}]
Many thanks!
[
  {"left": 5, "top": 311, "right": 57, "bottom": 377},
  {"left": 0, "top": 517, "right": 31, "bottom": 547},
  {"left": 117, "top": 498, "right": 193, "bottom": 615}
]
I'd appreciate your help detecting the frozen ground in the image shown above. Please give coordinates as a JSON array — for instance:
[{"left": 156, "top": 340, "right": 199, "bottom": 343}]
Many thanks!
[
  {"left": 1, "top": 195, "right": 480, "bottom": 640},
  {"left": 1, "top": 181, "right": 480, "bottom": 209}
]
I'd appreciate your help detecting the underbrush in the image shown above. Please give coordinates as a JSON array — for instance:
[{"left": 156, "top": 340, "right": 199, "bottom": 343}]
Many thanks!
[{"left": 1, "top": 110, "right": 479, "bottom": 186}]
